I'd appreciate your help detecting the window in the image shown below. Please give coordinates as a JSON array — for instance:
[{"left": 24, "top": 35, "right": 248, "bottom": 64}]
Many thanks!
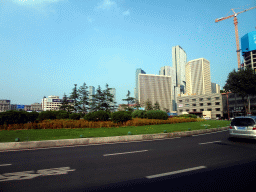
[
  {"left": 179, "top": 109, "right": 183, "bottom": 112},
  {"left": 207, "top": 98, "right": 211, "bottom": 101},
  {"left": 200, "top": 103, "right": 203, "bottom": 106},
  {"left": 199, "top": 98, "right": 203, "bottom": 101},
  {"left": 200, "top": 109, "right": 204, "bottom": 112},
  {"left": 186, "top": 109, "right": 189, "bottom": 112},
  {"left": 207, "top": 103, "right": 211, "bottom": 106},
  {"left": 192, "top": 104, "right": 196, "bottom": 106},
  {"left": 179, "top": 100, "right": 183, "bottom": 103},
  {"left": 193, "top": 109, "right": 196, "bottom": 112},
  {"left": 215, "top": 102, "right": 220, "bottom": 105},
  {"left": 216, "top": 108, "right": 220, "bottom": 111},
  {"left": 215, "top": 97, "right": 220, "bottom": 100},
  {"left": 207, "top": 108, "right": 212, "bottom": 111},
  {"left": 192, "top": 99, "right": 196, "bottom": 102},
  {"left": 185, "top": 99, "right": 189, "bottom": 102},
  {"left": 185, "top": 104, "right": 189, "bottom": 107}
]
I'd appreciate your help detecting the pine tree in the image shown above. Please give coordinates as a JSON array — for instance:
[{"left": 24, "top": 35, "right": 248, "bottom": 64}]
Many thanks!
[
  {"left": 70, "top": 84, "right": 79, "bottom": 112},
  {"left": 78, "top": 82, "right": 89, "bottom": 113}
]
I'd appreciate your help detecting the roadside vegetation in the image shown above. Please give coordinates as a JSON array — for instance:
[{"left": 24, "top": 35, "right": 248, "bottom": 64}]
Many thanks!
[{"left": 0, "top": 120, "right": 230, "bottom": 143}]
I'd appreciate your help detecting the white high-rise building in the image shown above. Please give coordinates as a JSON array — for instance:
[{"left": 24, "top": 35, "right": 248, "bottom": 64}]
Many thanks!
[
  {"left": 172, "top": 45, "right": 187, "bottom": 93},
  {"left": 185, "top": 58, "right": 211, "bottom": 95},
  {"left": 159, "top": 66, "right": 177, "bottom": 111},
  {"left": 89, "top": 86, "right": 95, "bottom": 101},
  {"left": 138, "top": 74, "right": 172, "bottom": 112}
]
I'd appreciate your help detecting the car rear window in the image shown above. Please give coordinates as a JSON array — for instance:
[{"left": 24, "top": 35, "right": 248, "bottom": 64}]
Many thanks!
[{"left": 231, "top": 118, "right": 255, "bottom": 126}]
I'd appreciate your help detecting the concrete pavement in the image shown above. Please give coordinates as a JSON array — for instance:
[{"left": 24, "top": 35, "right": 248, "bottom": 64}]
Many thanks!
[{"left": 0, "top": 127, "right": 229, "bottom": 151}]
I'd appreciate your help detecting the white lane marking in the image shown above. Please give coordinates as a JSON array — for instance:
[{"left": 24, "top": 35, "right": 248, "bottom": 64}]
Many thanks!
[
  {"left": 0, "top": 164, "right": 12, "bottom": 167},
  {"left": 199, "top": 141, "right": 222, "bottom": 145},
  {"left": 0, "top": 167, "right": 75, "bottom": 182},
  {"left": 103, "top": 150, "right": 148, "bottom": 156},
  {"left": 146, "top": 166, "right": 207, "bottom": 179}
]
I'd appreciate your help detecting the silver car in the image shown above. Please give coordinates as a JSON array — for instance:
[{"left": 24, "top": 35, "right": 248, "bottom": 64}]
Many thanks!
[{"left": 229, "top": 116, "right": 256, "bottom": 139}]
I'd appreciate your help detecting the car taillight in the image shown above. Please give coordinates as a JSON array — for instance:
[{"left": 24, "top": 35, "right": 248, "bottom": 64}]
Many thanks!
[
  {"left": 253, "top": 126, "right": 256, "bottom": 130},
  {"left": 229, "top": 126, "right": 233, "bottom": 129}
]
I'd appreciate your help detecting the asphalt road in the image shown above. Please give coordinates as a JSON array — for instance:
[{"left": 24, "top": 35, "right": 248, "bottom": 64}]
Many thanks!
[{"left": 1, "top": 130, "right": 256, "bottom": 192}]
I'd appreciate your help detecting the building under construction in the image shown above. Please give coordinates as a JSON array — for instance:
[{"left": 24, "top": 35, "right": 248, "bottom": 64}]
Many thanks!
[{"left": 241, "top": 31, "right": 256, "bottom": 71}]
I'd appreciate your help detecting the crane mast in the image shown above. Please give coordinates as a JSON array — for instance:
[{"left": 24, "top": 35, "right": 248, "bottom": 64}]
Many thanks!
[{"left": 215, "top": 6, "right": 256, "bottom": 69}]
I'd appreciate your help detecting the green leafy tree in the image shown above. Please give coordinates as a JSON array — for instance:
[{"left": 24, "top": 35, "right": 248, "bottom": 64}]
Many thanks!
[
  {"left": 153, "top": 101, "right": 160, "bottom": 110},
  {"left": 78, "top": 82, "right": 89, "bottom": 113},
  {"left": 90, "top": 86, "right": 104, "bottom": 112},
  {"left": 223, "top": 67, "right": 256, "bottom": 115},
  {"left": 70, "top": 84, "right": 79, "bottom": 112},
  {"left": 145, "top": 99, "right": 153, "bottom": 111}
]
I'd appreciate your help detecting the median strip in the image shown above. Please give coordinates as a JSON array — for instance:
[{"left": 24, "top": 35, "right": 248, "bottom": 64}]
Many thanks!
[
  {"left": 103, "top": 150, "right": 148, "bottom": 156},
  {"left": 146, "top": 166, "right": 207, "bottom": 179}
]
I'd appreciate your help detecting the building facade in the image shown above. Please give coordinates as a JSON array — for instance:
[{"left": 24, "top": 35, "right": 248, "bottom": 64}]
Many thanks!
[
  {"left": 135, "top": 68, "right": 146, "bottom": 101},
  {"left": 185, "top": 58, "right": 211, "bottom": 95},
  {"left": 172, "top": 45, "right": 187, "bottom": 93},
  {"left": 138, "top": 74, "right": 172, "bottom": 112},
  {"left": 177, "top": 93, "right": 223, "bottom": 119},
  {"left": 241, "top": 31, "right": 256, "bottom": 71},
  {"left": 31, "top": 103, "right": 42, "bottom": 111},
  {"left": 159, "top": 66, "right": 177, "bottom": 111},
  {"left": 0, "top": 100, "right": 10, "bottom": 112},
  {"left": 42, "top": 95, "right": 74, "bottom": 111},
  {"left": 211, "top": 82, "right": 220, "bottom": 94}
]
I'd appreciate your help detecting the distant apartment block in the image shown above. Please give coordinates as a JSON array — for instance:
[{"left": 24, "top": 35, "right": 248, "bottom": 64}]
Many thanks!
[
  {"left": 211, "top": 82, "right": 220, "bottom": 93},
  {"left": 139, "top": 74, "right": 172, "bottom": 112},
  {"left": 159, "top": 66, "right": 177, "bottom": 111},
  {"left": 177, "top": 93, "right": 223, "bottom": 119},
  {"left": 42, "top": 95, "right": 74, "bottom": 111},
  {"left": 135, "top": 68, "right": 146, "bottom": 101},
  {"left": 31, "top": 103, "right": 42, "bottom": 111},
  {"left": 185, "top": 58, "right": 211, "bottom": 96},
  {"left": 0, "top": 100, "right": 10, "bottom": 112},
  {"left": 89, "top": 86, "right": 95, "bottom": 101}
]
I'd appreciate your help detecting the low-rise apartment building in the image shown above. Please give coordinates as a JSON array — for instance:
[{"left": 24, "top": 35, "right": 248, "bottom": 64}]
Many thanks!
[
  {"left": 0, "top": 100, "right": 11, "bottom": 112},
  {"left": 177, "top": 93, "right": 223, "bottom": 119}
]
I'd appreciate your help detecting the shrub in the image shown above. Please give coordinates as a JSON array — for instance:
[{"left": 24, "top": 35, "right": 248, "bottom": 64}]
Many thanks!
[
  {"left": 111, "top": 111, "right": 132, "bottom": 123},
  {"left": 26, "top": 111, "right": 39, "bottom": 122},
  {"left": 0, "top": 111, "right": 29, "bottom": 125},
  {"left": 38, "top": 111, "right": 58, "bottom": 121},
  {"left": 146, "top": 110, "right": 168, "bottom": 120},
  {"left": 84, "top": 110, "right": 110, "bottom": 121},
  {"left": 132, "top": 110, "right": 147, "bottom": 119},
  {"left": 69, "top": 113, "right": 81, "bottom": 120},
  {"left": 179, "top": 114, "right": 197, "bottom": 119},
  {"left": 56, "top": 111, "right": 69, "bottom": 119}
]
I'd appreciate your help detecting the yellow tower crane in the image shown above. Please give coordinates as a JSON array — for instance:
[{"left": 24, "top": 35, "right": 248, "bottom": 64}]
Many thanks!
[{"left": 215, "top": 6, "right": 256, "bottom": 69}]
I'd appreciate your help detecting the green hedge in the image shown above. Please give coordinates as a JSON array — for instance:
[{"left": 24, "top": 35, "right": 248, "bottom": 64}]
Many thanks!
[
  {"left": 111, "top": 111, "right": 132, "bottom": 123},
  {"left": 84, "top": 110, "right": 110, "bottom": 121},
  {"left": 69, "top": 113, "right": 81, "bottom": 120},
  {"left": 0, "top": 110, "right": 39, "bottom": 125},
  {"left": 132, "top": 110, "right": 147, "bottom": 118},
  {"left": 145, "top": 110, "right": 168, "bottom": 120},
  {"left": 179, "top": 114, "right": 197, "bottom": 119}
]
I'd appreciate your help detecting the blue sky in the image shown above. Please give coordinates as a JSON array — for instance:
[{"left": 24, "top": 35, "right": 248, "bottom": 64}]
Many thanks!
[{"left": 1, "top": 0, "right": 256, "bottom": 105}]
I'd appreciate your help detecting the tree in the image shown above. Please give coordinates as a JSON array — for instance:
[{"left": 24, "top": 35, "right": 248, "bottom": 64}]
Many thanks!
[
  {"left": 102, "top": 84, "right": 117, "bottom": 112},
  {"left": 89, "top": 85, "right": 104, "bottom": 112},
  {"left": 59, "top": 93, "right": 74, "bottom": 113},
  {"left": 78, "top": 82, "right": 89, "bottom": 113},
  {"left": 122, "top": 90, "right": 135, "bottom": 111},
  {"left": 145, "top": 99, "right": 153, "bottom": 111},
  {"left": 153, "top": 101, "right": 160, "bottom": 110},
  {"left": 223, "top": 67, "right": 256, "bottom": 115},
  {"left": 70, "top": 84, "right": 79, "bottom": 112}
]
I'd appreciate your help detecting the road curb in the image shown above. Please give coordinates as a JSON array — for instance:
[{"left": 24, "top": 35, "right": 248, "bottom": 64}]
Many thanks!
[{"left": 0, "top": 127, "right": 229, "bottom": 151}]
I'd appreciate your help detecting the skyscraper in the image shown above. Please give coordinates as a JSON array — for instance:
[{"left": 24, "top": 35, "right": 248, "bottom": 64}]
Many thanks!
[
  {"left": 172, "top": 45, "right": 187, "bottom": 93},
  {"left": 138, "top": 74, "right": 172, "bottom": 112},
  {"left": 159, "top": 66, "right": 176, "bottom": 111},
  {"left": 185, "top": 58, "right": 211, "bottom": 95},
  {"left": 89, "top": 86, "right": 95, "bottom": 101},
  {"left": 135, "top": 68, "right": 146, "bottom": 101}
]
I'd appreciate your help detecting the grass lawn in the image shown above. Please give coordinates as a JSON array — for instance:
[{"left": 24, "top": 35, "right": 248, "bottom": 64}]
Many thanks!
[{"left": 0, "top": 120, "right": 230, "bottom": 143}]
